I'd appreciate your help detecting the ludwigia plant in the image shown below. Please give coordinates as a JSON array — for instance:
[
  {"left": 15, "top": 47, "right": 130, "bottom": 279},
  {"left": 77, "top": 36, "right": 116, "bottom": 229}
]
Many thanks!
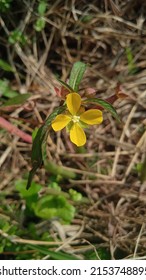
[{"left": 26, "top": 61, "right": 127, "bottom": 189}]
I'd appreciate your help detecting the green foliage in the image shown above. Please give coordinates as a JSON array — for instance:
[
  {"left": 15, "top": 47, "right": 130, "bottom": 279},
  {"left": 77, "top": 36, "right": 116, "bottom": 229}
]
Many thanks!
[
  {"left": 134, "top": 162, "right": 143, "bottom": 174},
  {"left": 57, "top": 79, "right": 73, "bottom": 92},
  {"left": 16, "top": 179, "right": 41, "bottom": 198},
  {"left": 57, "top": 61, "right": 87, "bottom": 94},
  {"left": 81, "top": 15, "right": 93, "bottom": 23},
  {"left": 2, "top": 93, "right": 31, "bottom": 107},
  {"left": 84, "top": 248, "right": 111, "bottom": 260},
  {"left": 0, "top": 176, "right": 78, "bottom": 258},
  {"left": 44, "top": 161, "right": 76, "bottom": 180},
  {"left": 16, "top": 179, "right": 75, "bottom": 224},
  {"left": 33, "top": 195, "right": 75, "bottom": 223},
  {"left": 28, "top": 244, "right": 80, "bottom": 260},
  {"left": 15, "top": 180, "right": 41, "bottom": 215},
  {"left": 34, "top": 18, "right": 46, "bottom": 32},
  {"left": 140, "top": 155, "right": 146, "bottom": 183},
  {"left": 26, "top": 105, "right": 66, "bottom": 189},
  {"left": 69, "top": 61, "right": 87, "bottom": 92},
  {"left": 0, "top": 59, "right": 14, "bottom": 72},
  {"left": 125, "top": 47, "right": 138, "bottom": 74},
  {"left": 38, "top": 1, "right": 47, "bottom": 15},
  {"left": 0, "top": 0, "right": 135, "bottom": 261},
  {"left": 134, "top": 156, "right": 146, "bottom": 183},
  {"left": 34, "top": 1, "right": 47, "bottom": 32},
  {"left": 8, "top": 30, "right": 27, "bottom": 45},
  {"left": 0, "top": 0, "right": 12, "bottom": 12},
  {"left": 0, "top": 80, "right": 31, "bottom": 110},
  {"left": 48, "top": 180, "right": 61, "bottom": 191},
  {"left": 0, "top": 219, "right": 10, "bottom": 233},
  {"left": 0, "top": 79, "right": 18, "bottom": 98},
  {"left": 69, "top": 189, "right": 82, "bottom": 202},
  {"left": 0, "top": 217, "right": 20, "bottom": 254},
  {"left": 27, "top": 61, "right": 121, "bottom": 188},
  {"left": 32, "top": 127, "right": 39, "bottom": 141}
]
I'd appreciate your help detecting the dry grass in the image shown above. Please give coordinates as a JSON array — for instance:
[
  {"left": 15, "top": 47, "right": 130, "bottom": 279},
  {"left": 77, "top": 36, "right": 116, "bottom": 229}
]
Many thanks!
[{"left": 0, "top": 0, "right": 146, "bottom": 259}]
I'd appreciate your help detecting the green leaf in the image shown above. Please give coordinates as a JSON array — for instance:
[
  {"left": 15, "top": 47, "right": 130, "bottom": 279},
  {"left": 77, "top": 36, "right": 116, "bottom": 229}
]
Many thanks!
[
  {"left": 0, "top": 220, "right": 10, "bottom": 233},
  {"left": 16, "top": 179, "right": 41, "bottom": 198},
  {"left": 69, "top": 189, "right": 82, "bottom": 202},
  {"left": 84, "top": 98, "right": 121, "bottom": 123},
  {"left": 140, "top": 155, "right": 146, "bottom": 183},
  {"left": 28, "top": 244, "right": 80, "bottom": 260},
  {"left": 0, "top": 79, "right": 18, "bottom": 98},
  {"left": 16, "top": 179, "right": 41, "bottom": 210},
  {"left": 81, "top": 15, "right": 93, "bottom": 23},
  {"left": 34, "top": 18, "right": 46, "bottom": 32},
  {"left": 126, "top": 47, "right": 138, "bottom": 74},
  {"left": 84, "top": 248, "right": 110, "bottom": 260},
  {"left": 38, "top": 1, "right": 47, "bottom": 15},
  {"left": 0, "top": 59, "right": 14, "bottom": 72},
  {"left": 8, "top": 30, "right": 27, "bottom": 45},
  {"left": 0, "top": 0, "right": 12, "bottom": 12},
  {"left": 33, "top": 194, "right": 75, "bottom": 223},
  {"left": 69, "top": 61, "right": 87, "bottom": 91},
  {"left": 57, "top": 79, "right": 74, "bottom": 92},
  {"left": 26, "top": 105, "right": 66, "bottom": 189},
  {"left": 2, "top": 93, "right": 31, "bottom": 107}
]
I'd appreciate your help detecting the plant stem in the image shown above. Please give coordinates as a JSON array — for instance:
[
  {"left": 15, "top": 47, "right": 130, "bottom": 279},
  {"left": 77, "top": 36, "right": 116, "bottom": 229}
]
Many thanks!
[
  {"left": 0, "top": 116, "right": 32, "bottom": 143},
  {"left": 44, "top": 160, "right": 76, "bottom": 179}
]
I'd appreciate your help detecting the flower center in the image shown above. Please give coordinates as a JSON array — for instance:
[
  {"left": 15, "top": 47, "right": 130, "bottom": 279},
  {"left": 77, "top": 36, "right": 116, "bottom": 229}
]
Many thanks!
[{"left": 72, "top": 115, "right": 80, "bottom": 123}]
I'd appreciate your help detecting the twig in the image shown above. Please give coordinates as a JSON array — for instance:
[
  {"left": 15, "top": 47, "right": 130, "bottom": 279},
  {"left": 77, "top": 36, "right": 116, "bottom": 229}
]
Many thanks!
[
  {"left": 133, "top": 223, "right": 145, "bottom": 258},
  {"left": 122, "top": 131, "right": 146, "bottom": 182},
  {"left": 111, "top": 104, "right": 137, "bottom": 177},
  {"left": 0, "top": 117, "right": 32, "bottom": 143}
]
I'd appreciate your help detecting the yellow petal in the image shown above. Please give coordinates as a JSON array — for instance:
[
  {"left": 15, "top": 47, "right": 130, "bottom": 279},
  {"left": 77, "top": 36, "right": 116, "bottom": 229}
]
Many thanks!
[
  {"left": 80, "top": 109, "right": 103, "bottom": 125},
  {"left": 52, "top": 114, "right": 71, "bottom": 131},
  {"left": 70, "top": 123, "right": 86, "bottom": 146},
  {"left": 66, "top": 92, "right": 81, "bottom": 115}
]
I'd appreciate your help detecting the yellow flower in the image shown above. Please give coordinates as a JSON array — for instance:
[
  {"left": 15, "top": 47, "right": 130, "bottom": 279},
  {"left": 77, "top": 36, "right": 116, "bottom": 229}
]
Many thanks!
[{"left": 51, "top": 92, "right": 103, "bottom": 146}]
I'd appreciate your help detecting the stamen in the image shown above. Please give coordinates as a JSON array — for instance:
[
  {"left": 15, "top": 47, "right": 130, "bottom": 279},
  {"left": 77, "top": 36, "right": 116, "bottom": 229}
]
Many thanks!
[{"left": 72, "top": 115, "right": 80, "bottom": 123}]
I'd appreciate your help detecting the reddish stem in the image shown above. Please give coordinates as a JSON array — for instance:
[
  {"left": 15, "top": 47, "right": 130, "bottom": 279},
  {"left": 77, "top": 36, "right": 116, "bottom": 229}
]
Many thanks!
[{"left": 0, "top": 117, "right": 32, "bottom": 143}]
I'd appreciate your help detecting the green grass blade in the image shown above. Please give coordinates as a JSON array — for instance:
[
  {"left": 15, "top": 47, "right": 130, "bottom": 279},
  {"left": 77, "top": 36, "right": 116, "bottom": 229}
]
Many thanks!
[
  {"left": 0, "top": 59, "right": 14, "bottom": 72},
  {"left": 28, "top": 244, "right": 80, "bottom": 260},
  {"left": 2, "top": 93, "right": 31, "bottom": 107},
  {"left": 140, "top": 155, "right": 146, "bottom": 183}
]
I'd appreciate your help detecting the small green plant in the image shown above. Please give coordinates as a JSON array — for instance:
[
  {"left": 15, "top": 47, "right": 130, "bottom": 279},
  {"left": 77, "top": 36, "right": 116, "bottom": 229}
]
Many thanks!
[
  {"left": 140, "top": 156, "right": 146, "bottom": 183},
  {"left": 125, "top": 47, "right": 138, "bottom": 74},
  {"left": 134, "top": 156, "right": 146, "bottom": 183},
  {"left": 0, "top": 79, "right": 18, "bottom": 98},
  {"left": 34, "top": 1, "right": 47, "bottom": 32},
  {"left": 69, "top": 189, "right": 82, "bottom": 202},
  {"left": 0, "top": 59, "right": 14, "bottom": 72},
  {"left": 0, "top": 0, "right": 12, "bottom": 12},
  {"left": 8, "top": 29, "right": 27, "bottom": 45},
  {"left": 84, "top": 248, "right": 111, "bottom": 260},
  {"left": 0, "top": 184, "right": 79, "bottom": 259},
  {"left": 80, "top": 14, "right": 94, "bottom": 23},
  {"left": 27, "top": 61, "right": 125, "bottom": 189},
  {"left": 15, "top": 179, "right": 76, "bottom": 224}
]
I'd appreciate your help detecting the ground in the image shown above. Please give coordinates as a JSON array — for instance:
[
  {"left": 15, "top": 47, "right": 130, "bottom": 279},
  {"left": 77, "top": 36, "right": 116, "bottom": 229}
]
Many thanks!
[{"left": 0, "top": 0, "right": 146, "bottom": 260}]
